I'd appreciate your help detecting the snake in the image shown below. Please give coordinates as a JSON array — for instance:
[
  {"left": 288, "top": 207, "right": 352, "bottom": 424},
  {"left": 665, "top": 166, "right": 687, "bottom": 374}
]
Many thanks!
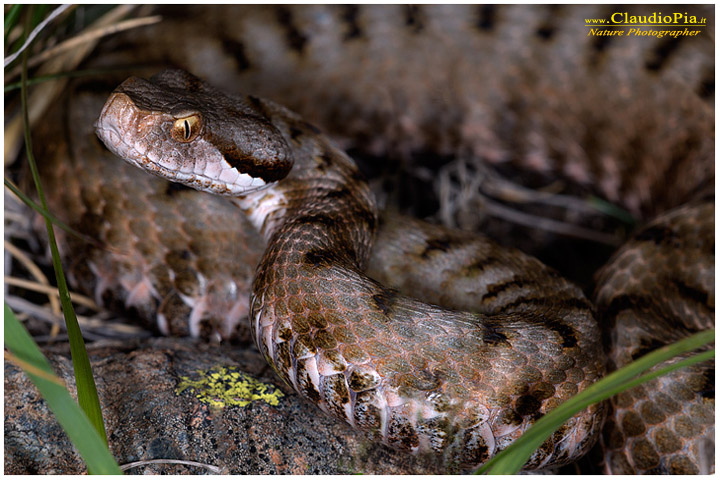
[
  {"left": 93, "top": 69, "right": 605, "bottom": 471},
  {"left": 21, "top": 5, "right": 713, "bottom": 474}
]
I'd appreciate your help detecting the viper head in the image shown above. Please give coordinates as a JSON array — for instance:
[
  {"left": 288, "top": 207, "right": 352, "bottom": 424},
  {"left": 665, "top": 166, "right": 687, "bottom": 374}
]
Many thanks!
[{"left": 95, "top": 69, "right": 294, "bottom": 196}]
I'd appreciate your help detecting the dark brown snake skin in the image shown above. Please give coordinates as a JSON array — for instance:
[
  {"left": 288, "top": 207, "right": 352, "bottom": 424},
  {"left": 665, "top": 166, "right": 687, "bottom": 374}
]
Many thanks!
[{"left": 26, "top": 5, "right": 713, "bottom": 474}]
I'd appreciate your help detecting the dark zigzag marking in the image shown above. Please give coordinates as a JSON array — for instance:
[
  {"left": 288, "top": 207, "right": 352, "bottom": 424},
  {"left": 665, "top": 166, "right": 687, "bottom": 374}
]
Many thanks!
[{"left": 275, "top": 6, "right": 308, "bottom": 54}]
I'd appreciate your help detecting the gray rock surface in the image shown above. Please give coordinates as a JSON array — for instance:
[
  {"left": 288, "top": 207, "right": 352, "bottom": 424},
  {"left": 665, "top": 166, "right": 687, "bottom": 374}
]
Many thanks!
[{"left": 4, "top": 337, "right": 446, "bottom": 474}]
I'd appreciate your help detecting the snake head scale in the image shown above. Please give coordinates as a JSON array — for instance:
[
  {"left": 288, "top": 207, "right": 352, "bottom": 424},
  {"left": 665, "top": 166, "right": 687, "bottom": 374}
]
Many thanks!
[{"left": 95, "top": 69, "right": 294, "bottom": 196}]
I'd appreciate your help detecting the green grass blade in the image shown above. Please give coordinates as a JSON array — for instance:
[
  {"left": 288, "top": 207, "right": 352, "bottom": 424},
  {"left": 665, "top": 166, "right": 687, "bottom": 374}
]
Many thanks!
[
  {"left": 30, "top": 5, "right": 53, "bottom": 28},
  {"left": 4, "top": 4, "right": 23, "bottom": 43},
  {"left": 4, "top": 4, "right": 72, "bottom": 68},
  {"left": 586, "top": 195, "right": 637, "bottom": 226},
  {"left": 18, "top": 16, "right": 108, "bottom": 451},
  {"left": 476, "top": 329, "right": 714, "bottom": 474},
  {"left": 592, "top": 349, "right": 714, "bottom": 403},
  {"left": 4, "top": 304, "right": 123, "bottom": 475}
]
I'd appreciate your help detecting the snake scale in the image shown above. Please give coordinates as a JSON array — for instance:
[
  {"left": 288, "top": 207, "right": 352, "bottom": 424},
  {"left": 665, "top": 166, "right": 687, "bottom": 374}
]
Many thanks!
[{"left": 25, "top": 5, "right": 713, "bottom": 474}]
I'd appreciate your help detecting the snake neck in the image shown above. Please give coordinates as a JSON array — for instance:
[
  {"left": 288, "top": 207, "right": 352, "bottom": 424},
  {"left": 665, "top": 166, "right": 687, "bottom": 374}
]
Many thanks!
[
  {"left": 233, "top": 98, "right": 378, "bottom": 270},
  {"left": 234, "top": 93, "right": 605, "bottom": 470}
]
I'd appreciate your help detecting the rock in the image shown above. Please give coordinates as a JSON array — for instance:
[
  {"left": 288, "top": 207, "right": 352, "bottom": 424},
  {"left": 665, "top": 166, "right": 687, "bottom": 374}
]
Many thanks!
[{"left": 4, "top": 337, "right": 446, "bottom": 474}]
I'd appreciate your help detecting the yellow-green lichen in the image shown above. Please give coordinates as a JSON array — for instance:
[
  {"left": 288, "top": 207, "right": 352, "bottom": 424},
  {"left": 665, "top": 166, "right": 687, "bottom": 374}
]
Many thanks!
[{"left": 175, "top": 366, "right": 284, "bottom": 408}]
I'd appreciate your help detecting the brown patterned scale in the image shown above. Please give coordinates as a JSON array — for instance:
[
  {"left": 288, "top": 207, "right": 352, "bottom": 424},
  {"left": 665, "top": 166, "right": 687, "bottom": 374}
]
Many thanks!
[{"left": 593, "top": 202, "right": 714, "bottom": 474}]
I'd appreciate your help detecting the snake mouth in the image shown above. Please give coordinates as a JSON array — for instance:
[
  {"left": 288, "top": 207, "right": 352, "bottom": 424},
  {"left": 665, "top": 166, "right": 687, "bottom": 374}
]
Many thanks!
[{"left": 131, "top": 156, "right": 272, "bottom": 197}]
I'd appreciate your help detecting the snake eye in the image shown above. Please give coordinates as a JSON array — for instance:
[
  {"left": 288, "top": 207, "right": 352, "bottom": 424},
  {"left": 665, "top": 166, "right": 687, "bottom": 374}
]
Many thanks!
[{"left": 171, "top": 114, "right": 201, "bottom": 142}]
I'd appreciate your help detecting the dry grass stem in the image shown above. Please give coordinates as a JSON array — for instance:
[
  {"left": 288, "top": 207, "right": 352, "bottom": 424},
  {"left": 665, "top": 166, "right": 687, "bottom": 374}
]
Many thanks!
[
  {"left": 14, "top": 15, "right": 162, "bottom": 76},
  {"left": 5, "top": 5, "right": 146, "bottom": 163},
  {"left": 5, "top": 275, "right": 100, "bottom": 310},
  {"left": 5, "top": 295, "right": 148, "bottom": 338},
  {"left": 3, "top": 4, "right": 75, "bottom": 67},
  {"left": 483, "top": 199, "right": 621, "bottom": 246},
  {"left": 5, "top": 239, "right": 61, "bottom": 315}
]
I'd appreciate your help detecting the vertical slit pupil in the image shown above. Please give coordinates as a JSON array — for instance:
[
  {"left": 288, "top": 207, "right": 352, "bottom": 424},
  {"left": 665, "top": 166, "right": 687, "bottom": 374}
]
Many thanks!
[{"left": 184, "top": 120, "right": 191, "bottom": 139}]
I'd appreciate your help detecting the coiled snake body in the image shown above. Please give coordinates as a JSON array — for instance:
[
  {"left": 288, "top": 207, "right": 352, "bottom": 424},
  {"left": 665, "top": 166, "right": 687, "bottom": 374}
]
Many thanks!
[
  {"left": 95, "top": 70, "right": 605, "bottom": 470},
  {"left": 26, "top": 5, "right": 713, "bottom": 474}
]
